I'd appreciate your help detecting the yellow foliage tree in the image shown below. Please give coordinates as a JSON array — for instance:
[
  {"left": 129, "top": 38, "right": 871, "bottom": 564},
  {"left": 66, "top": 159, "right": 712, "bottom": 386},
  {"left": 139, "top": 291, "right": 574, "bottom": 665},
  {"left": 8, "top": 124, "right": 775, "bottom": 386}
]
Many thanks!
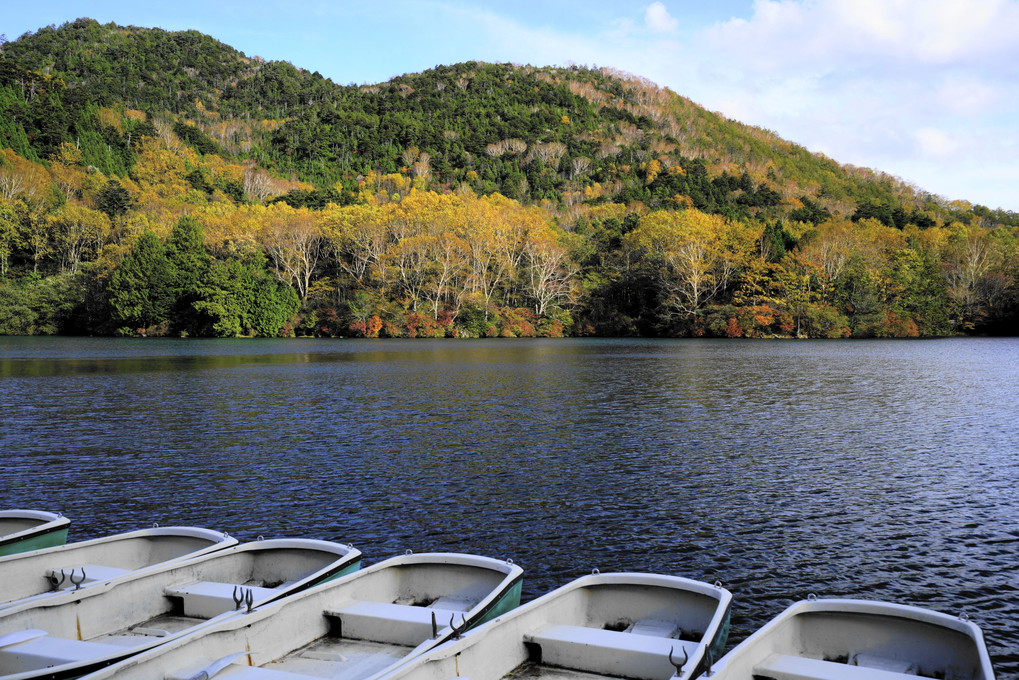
[
  {"left": 46, "top": 205, "right": 111, "bottom": 274},
  {"left": 625, "top": 208, "right": 754, "bottom": 318}
]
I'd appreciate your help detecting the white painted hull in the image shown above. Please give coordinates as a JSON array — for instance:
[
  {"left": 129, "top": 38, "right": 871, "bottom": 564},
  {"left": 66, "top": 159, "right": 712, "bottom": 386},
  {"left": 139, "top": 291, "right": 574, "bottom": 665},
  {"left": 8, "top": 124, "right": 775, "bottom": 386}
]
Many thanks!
[
  {"left": 706, "top": 598, "right": 995, "bottom": 680},
  {"left": 77, "top": 552, "right": 524, "bottom": 680},
  {"left": 377, "top": 572, "right": 733, "bottom": 680},
  {"left": 0, "top": 538, "right": 361, "bottom": 680},
  {"left": 0, "top": 526, "right": 237, "bottom": 611}
]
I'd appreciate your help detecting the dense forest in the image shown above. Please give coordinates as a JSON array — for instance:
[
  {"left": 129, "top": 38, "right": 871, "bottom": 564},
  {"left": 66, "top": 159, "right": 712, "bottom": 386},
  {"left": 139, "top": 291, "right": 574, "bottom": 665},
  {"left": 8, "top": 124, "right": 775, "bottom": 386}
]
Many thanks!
[{"left": 0, "top": 18, "right": 1016, "bottom": 338}]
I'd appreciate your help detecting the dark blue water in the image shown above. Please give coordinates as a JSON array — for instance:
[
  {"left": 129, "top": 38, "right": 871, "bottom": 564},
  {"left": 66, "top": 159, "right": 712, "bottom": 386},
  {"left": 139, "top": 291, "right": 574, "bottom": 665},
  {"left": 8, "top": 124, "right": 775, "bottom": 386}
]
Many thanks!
[{"left": 1, "top": 337, "right": 1017, "bottom": 675}]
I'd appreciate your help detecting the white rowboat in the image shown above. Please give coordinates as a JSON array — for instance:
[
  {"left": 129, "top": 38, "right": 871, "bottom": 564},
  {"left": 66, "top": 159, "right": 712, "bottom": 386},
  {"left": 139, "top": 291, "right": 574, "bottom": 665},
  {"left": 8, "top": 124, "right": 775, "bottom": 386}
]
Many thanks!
[
  {"left": 0, "top": 526, "right": 237, "bottom": 611},
  {"left": 705, "top": 597, "right": 995, "bottom": 680},
  {"left": 375, "top": 572, "right": 732, "bottom": 680},
  {"left": 0, "top": 538, "right": 362, "bottom": 680},
  {"left": 77, "top": 552, "right": 524, "bottom": 680}
]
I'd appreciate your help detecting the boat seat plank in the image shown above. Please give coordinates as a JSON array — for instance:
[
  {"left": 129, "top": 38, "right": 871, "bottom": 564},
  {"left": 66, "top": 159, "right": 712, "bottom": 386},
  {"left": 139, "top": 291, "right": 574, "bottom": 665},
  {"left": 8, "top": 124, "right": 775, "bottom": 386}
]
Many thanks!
[
  {"left": 0, "top": 634, "right": 126, "bottom": 674},
  {"left": 754, "top": 653, "right": 919, "bottom": 680},
  {"left": 524, "top": 624, "right": 698, "bottom": 680},
  {"left": 325, "top": 601, "right": 458, "bottom": 646},
  {"left": 627, "top": 619, "right": 681, "bottom": 638},
  {"left": 163, "top": 581, "right": 276, "bottom": 619},
  {"left": 428, "top": 595, "right": 475, "bottom": 612}
]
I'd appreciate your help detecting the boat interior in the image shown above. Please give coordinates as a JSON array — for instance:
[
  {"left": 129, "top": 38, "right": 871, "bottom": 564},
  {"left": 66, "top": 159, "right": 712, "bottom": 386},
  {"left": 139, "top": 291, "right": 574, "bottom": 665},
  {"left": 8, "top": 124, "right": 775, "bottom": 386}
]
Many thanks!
[
  {"left": 0, "top": 528, "right": 235, "bottom": 609},
  {"left": 0, "top": 518, "right": 47, "bottom": 536},
  {"left": 525, "top": 582, "right": 722, "bottom": 680},
  {"left": 81, "top": 555, "right": 521, "bottom": 680},
  {"left": 730, "top": 608, "right": 989, "bottom": 680},
  {"left": 205, "top": 559, "right": 517, "bottom": 679},
  {"left": 0, "top": 545, "right": 348, "bottom": 677},
  {"left": 384, "top": 575, "right": 729, "bottom": 680}
]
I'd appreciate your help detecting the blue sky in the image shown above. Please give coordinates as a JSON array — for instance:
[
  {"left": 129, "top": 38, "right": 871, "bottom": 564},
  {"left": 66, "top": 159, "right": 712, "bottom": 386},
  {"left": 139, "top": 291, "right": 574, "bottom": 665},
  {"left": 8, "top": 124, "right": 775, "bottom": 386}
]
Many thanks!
[{"left": 5, "top": 1, "right": 1019, "bottom": 211}]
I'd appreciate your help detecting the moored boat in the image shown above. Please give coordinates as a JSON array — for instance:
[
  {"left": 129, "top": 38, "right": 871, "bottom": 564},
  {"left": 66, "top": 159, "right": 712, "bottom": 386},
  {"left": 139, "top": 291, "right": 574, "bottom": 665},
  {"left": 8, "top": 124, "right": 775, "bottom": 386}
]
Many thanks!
[
  {"left": 353, "top": 571, "right": 731, "bottom": 680},
  {"left": 0, "top": 538, "right": 362, "bottom": 680},
  {"left": 0, "top": 511, "right": 70, "bottom": 558},
  {"left": 0, "top": 526, "right": 237, "bottom": 611},
  {"left": 705, "top": 597, "right": 995, "bottom": 680},
  {"left": 77, "top": 551, "right": 524, "bottom": 680}
]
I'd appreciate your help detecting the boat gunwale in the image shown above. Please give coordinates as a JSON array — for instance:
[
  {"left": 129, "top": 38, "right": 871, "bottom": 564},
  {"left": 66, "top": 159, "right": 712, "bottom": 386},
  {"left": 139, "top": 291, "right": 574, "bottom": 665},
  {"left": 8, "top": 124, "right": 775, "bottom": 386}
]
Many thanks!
[
  {"left": 791, "top": 598, "right": 990, "bottom": 638},
  {"left": 0, "top": 525, "right": 235, "bottom": 566}
]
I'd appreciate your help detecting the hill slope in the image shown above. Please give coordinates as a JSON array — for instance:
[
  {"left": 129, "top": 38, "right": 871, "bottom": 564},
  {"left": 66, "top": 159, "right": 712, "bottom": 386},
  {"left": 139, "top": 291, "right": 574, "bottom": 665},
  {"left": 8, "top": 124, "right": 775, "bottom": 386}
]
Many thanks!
[
  {"left": 4, "top": 17, "right": 1000, "bottom": 223},
  {"left": 0, "top": 18, "right": 1016, "bottom": 338}
]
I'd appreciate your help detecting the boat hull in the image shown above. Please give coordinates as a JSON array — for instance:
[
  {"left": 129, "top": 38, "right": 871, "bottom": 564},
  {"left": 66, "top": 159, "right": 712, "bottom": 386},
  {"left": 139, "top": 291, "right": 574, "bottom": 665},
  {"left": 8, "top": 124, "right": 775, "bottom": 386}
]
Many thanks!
[{"left": 0, "top": 512, "right": 71, "bottom": 558}]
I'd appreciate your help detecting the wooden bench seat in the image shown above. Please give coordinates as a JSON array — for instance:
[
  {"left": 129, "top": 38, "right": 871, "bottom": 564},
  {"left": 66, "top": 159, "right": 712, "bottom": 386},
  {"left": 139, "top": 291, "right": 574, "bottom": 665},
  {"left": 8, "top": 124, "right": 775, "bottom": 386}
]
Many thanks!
[
  {"left": 324, "top": 601, "right": 460, "bottom": 646},
  {"left": 524, "top": 624, "right": 698, "bottom": 680},
  {"left": 753, "top": 653, "right": 919, "bottom": 680},
  {"left": 163, "top": 581, "right": 276, "bottom": 618}
]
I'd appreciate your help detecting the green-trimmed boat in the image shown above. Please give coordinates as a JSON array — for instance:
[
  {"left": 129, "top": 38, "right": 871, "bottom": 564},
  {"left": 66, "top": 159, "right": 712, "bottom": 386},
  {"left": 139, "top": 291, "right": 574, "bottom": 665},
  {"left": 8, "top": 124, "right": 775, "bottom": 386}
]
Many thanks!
[
  {"left": 368, "top": 572, "right": 732, "bottom": 680},
  {"left": 76, "top": 552, "right": 523, "bottom": 680},
  {"left": 0, "top": 526, "right": 237, "bottom": 611},
  {"left": 0, "top": 538, "right": 362, "bottom": 680},
  {"left": 0, "top": 511, "right": 70, "bottom": 558}
]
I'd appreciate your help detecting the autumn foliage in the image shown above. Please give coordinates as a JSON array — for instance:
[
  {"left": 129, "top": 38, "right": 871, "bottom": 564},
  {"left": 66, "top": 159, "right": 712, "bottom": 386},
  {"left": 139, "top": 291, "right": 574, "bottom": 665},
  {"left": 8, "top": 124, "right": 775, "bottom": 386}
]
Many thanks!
[{"left": 0, "top": 19, "right": 1017, "bottom": 337}]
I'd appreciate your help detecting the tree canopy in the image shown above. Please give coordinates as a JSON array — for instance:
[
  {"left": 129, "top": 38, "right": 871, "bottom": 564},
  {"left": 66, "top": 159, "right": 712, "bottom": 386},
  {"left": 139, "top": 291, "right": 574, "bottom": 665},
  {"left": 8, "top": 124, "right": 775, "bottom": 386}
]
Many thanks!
[{"left": 0, "top": 18, "right": 1015, "bottom": 338}]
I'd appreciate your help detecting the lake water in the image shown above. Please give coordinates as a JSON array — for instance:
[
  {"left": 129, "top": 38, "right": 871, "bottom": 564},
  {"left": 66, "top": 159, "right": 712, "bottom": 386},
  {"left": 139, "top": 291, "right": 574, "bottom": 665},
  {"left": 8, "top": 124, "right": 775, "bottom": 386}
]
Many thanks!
[{"left": 1, "top": 337, "right": 1017, "bottom": 674}]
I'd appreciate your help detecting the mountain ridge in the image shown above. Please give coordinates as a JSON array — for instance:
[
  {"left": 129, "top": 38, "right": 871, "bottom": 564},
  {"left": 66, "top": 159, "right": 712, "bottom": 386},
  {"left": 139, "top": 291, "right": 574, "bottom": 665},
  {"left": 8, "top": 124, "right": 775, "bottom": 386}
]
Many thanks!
[
  {"left": 0, "top": 18, "right": 1016, "bottom": 338},
  {"left": 3, "top": 17, "right": 998, "bottom": 222}
]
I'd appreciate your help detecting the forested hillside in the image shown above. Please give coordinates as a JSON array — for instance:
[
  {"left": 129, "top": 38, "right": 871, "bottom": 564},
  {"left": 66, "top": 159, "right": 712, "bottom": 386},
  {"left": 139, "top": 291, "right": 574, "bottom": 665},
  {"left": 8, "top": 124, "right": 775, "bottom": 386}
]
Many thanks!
[{"left": 1, "top": 18, "right": 1016, "bottom": 338}]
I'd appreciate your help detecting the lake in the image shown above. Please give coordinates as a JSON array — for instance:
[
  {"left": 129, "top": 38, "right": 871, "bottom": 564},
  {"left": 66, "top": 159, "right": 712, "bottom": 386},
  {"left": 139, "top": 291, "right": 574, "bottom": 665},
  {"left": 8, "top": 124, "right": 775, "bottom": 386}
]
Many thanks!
[{"left": 1, "top": 336, "right": 1017, "bottom": 674}]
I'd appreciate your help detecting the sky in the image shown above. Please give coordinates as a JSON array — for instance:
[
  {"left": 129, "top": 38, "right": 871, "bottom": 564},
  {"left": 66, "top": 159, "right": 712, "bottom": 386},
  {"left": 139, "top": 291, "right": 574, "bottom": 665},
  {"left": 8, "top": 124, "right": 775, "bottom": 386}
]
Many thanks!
[{"left": 5, "top": 0, "right": 1019, "bottom": 211}]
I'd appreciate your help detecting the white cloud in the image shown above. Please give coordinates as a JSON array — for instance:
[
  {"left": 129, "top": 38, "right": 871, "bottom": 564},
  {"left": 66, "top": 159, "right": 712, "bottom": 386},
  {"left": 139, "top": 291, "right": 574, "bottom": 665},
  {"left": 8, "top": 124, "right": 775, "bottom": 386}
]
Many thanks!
[
  {"left": 915, "top": 128, "right": 959, "bottom": 158},
  {"left": 645, "top": 2, "right": 679, "bottom": 34},
  {"left": 678, "top": 0, "right": 1019, "bottom": 206},
  {"left": 706, "top": 0, "right": 1019, "bottom": 68},
  {"left": 934, "top": 75, "right": 1001, "bottom": 117}
]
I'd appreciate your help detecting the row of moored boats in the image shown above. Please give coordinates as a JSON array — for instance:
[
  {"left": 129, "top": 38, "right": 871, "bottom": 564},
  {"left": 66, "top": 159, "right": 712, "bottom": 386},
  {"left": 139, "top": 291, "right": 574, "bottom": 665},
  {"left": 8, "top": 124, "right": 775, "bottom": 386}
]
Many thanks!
[{"left": 0, "top": 510, "right": 996, "bottom": 680}]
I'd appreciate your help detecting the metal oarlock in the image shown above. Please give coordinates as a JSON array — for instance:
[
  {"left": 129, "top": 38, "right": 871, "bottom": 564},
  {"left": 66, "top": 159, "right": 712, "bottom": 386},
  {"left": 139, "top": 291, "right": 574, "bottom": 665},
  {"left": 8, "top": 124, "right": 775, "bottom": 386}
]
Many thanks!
[
  {"left": 48, "top": 569, "right": 67, "bottom": 591},
  {"left": 449, "top": 613, "right": 468, "bottom": 639},
  {"left": 669, "top": 646, "right": 689, "bottom": 675},
  {"left": 233, "top": 585, "right": 255, "bottom": 613}
]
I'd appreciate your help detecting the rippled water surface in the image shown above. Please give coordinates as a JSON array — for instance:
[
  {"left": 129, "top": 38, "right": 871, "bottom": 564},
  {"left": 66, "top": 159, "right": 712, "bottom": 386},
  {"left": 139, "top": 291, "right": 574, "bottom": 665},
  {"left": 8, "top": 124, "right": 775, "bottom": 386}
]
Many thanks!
[{"left": 2, "top": 337, "right": 1017, "bottom": 674}]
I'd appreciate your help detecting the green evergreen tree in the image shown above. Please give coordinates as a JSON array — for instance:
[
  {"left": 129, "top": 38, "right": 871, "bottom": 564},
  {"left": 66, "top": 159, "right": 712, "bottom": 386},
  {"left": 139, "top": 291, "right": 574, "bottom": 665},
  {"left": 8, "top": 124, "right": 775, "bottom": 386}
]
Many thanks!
[
  {"left": 108, "top": 230, "right": 173, "bottom": 329},
  {"left": 249, "top": 273, "right": 299, "bottom": 336},
  {"left": 762, "top": 221, "right": 787, "bottom": 262},
  {"left": 164, "top": 216, "right": 211, "bottom": 334},
  {"left": 191, "top": 258, "right": 249, "bottom": 337},
  {"left": 96, "top": 179, "right": 133, "bottom": 220}
]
